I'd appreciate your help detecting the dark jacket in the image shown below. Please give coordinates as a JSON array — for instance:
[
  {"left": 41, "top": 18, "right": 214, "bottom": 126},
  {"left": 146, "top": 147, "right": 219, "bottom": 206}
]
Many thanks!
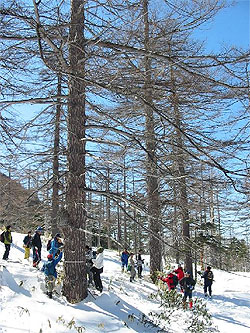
[
  {"left": 32, "top": 232, "right": 42, "bottom": 249},
  {"left": 23, "top": 235, "right": 32, "bottom": 248},
  {"left": 86, "top": 248, "right": 94, "bottom": 266},
  {"left": 121, "top": 251, "right": 129, "bottom": 265},
  {"left": 136, "top": 254, "right": 144, "bottom": 267},
  {"left": 202, "top": 269, "right": 214, "bottom": 285},
  {"left": 3, "top": 230, "right": 12, "bottom": 245},
  {"left": 180, "top": 276, "right": 196, "bottom": 292},
  {"left": 42, "top": 251, "right": 62, "bottom": 278}
]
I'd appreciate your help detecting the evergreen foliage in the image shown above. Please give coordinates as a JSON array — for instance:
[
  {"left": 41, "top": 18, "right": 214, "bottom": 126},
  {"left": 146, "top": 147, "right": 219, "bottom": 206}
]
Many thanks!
[{"left": 149, "top": 288, "right": 218, "bottom": 332}]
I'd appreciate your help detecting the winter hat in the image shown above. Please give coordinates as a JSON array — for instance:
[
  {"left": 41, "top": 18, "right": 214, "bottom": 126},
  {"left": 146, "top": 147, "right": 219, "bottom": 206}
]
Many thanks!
[
  {"left": 185, "top": 271, "right": 191, "bottom": 275},
  {"left": 47, "top": 254, "right": 53, "bottom": 260},
  {"left": 97, "top": 246, "right": 104, "bottom": 254},
  {"left": 36, "top": 226, "right": 43, "bottom": 232},
  {"left": 207, "top": 266, "right": 211, "bottom": 270},
  {"left": 55, "top": 233, "right": 61, "bottom": 238},
  {"left": 6, "top": 225, "right": 11, "bottom": 230}
]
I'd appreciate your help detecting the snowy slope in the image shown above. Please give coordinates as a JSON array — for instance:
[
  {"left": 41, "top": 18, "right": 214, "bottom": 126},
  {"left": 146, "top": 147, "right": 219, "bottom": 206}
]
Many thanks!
[{"left": 0, "top": 232, "right": 250, "bottom": 333}]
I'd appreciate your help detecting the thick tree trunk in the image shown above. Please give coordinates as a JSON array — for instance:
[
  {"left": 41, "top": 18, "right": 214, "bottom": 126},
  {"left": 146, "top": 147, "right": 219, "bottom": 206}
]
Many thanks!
[
  {"left": 63, "top": 0, "right": 87, "bottom": 303},
  {"left": 143, "top": 0, "right": 162, "bottom": 279},
  {"left": 51, "top": 73, "right": 61, "bottom": 236},
  {"left": 171, "top": 85, "right": 193, "bottom": 275}
]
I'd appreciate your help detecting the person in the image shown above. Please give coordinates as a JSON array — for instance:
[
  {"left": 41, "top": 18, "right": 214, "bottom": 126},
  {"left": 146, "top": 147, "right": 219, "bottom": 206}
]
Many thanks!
[
  {"left": 41, "top": 250, "right": 63, "bottom": 299},
  {"left": 129, "top": 252, "right": 136, "bottom": 282},
  {"left": 201, "top": 266, "right": 214, "bottom": 298},
  {"left": 23, "top": 231, "right": 32, "bottom": 259},
  {"left": 174, "top": 264, "right": 185, "bottom": 281},
  {"left": 91, "top": 246, "right": 104, "bottom": 292},
  {"left": 2, "top": 225, "right": 12, "bottom": 260},
  {"left": 49, "top": 233, "right": 63, "bottom": 258},
  {"left": 32, "top": 226, "right": 43, "bottom": 267},
  {"left": 121, "top": 248, "right": 130, "bottom": 272},
  {"left": 179, "top": 271, "right": 196, "bottom": 309},
  {"left": 158, "top": 271, "right": 178, "bottom": 291},
  {"left": 136, "top": 249, "right": 144, "bottom": 278},
  {"left": 174, "top": 264, "right": 185, "bottom": 292},
  {"left": 85, "top": 245, "right": 94, "bottom": 286}
]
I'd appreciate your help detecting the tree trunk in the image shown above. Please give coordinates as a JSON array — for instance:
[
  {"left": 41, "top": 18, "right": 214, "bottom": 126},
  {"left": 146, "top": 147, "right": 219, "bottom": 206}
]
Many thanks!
[
  {"left": 143, "top": 0, "right": 162, "bottom": 280},
  {"left": 170, "top": 67, "right": 192, "bottom": 274},
  {"left": 63, "top": 0, "right": 87, "bottom": 303},
  {"left": 117, "top": 180, "right": 122, "bottom": 252},
  {"left": 106, "top": 168, "right": 111, "bottom": 249},
  {"left": 51, "top": 73, "right": 61, "bottom": 236},
  {"left": 123, "top": 157, "right": 128, "bottom": 247}
]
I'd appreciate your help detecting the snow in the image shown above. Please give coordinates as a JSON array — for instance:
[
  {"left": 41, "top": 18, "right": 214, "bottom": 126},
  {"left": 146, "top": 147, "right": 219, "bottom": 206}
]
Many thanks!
[{"left": 1, "top": 232, "right": 250, "bottom": 333}]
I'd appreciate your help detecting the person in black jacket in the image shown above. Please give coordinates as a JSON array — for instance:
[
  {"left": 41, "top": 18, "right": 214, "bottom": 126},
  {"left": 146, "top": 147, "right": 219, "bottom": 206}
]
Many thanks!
[
  {"left": 201, "top": 266, "right": 214, "bottom": 298},
  {"left": 2, "top": 225, "right": 12, "bottom": 260},
  {"left": 85, "top": 245, "right": 94, "bottom": 286},
  {"left": 179, "top": 271, "right": 196, "bottom": 308},
  {"left": 23, "top": 231, "right": 32, "bottom": 259},
  {"left": 32, "top": 226, "right": 43, "bottom": 267},
  {"left": 136, "top": 249, "right": 144, "bottom": 278}
]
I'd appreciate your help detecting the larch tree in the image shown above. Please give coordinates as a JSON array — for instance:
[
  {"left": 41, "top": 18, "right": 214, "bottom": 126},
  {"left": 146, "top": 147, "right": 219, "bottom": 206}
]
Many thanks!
[{"left": 62, "top": 0, "right": 87, "bottom": 302}]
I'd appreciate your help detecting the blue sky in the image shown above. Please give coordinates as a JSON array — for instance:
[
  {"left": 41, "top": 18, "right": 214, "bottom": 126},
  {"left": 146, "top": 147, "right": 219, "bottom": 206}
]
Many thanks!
[{"left": 195, "top": 0, "right": 250, "bottom": 51}]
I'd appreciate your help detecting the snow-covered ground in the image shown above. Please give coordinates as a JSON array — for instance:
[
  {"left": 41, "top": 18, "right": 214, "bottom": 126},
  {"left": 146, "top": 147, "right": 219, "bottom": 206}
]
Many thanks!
[{"left": 0, "top": 232, "right": 250, "bottom": 333}]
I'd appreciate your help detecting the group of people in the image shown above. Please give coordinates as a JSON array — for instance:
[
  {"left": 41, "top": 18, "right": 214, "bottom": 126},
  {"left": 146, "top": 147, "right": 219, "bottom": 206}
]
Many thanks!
[
  {"left": 121, "top": 248, "right": 144, "bottom": 282},
  {"left": 1, "top": 225, "right": 64, "bottom": 299},
  {"left": 1, "top": 225, "right": 214, "bottom": 302},
  {"left": 158, "top": 265, "right": 214, "bottom": 308}
]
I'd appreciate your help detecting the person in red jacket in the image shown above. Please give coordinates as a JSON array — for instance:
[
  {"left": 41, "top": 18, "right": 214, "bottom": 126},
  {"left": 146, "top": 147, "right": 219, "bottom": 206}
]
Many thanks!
[
  {"left": 174, "top": 264, "right": 184, "bottom": 281},
  {"left": 159, "top": 271, "right": 178, "bottom": 291}
]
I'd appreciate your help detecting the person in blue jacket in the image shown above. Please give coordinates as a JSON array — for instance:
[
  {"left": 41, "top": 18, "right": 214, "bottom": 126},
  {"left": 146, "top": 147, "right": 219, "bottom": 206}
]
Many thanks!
[
  {"left": 49, "top": 233, "right": 63, "bottom": 258},
  {"left": 121, "top": 248, "right": 130, "bottom": 272},
  {"left": 42, "top": 250, "right": 63, "bottom": 298}
]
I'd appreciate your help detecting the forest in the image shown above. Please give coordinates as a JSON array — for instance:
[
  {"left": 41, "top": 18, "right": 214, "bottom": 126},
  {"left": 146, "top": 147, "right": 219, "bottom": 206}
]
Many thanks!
[{"left": 0, "top": 0, "right": 249, "bottom": 303}]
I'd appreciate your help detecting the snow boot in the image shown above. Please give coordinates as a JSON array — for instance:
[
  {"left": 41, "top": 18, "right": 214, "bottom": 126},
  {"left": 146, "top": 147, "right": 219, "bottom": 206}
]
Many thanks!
[
  {"left": 189, "top": 300, "right": 193, "bottom": 309},
  {"left": 48, "top": 292, "right": 52, "bottom": 299}
]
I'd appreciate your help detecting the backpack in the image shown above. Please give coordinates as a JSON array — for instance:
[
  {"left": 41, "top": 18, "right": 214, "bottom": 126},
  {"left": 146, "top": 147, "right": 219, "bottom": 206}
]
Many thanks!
[
  {"left": 173, "top": 274, "right": 178, "bottom": 287},
  {"left": 207, "top": 271, "right": 213, "bottom": 280},
  {"left": 0, "top": 232, "right": 5, "bottom": 243},
  {"left": 92, "top": 250, "right": 97, "bottom": 259},
  {"left": 44, "top": 261, "right": 55, "bottom": 276},
  {"left": 47, "top": 239, "right": 52, "bottom": 251}
]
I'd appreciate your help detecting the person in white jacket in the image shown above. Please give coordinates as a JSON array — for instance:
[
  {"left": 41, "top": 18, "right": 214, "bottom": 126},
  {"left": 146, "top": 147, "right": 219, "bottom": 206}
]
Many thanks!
[{"left": 91, "top": 247, "right": 104, "bottom": 292}]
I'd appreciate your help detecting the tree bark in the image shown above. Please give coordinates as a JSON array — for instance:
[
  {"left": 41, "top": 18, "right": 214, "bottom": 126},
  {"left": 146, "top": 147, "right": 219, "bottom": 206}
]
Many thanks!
[
  {"left": 63, "top": 0, "right": 87, "bottom": 303},
  {"left": 143, "top": 0, "right": 162, "bottom": 279},
  {"left": 51, "top": 73, "right": 62, "bottom": 236},
  {"left": 170, "top": 70, "right": 193, "bottom": 275}
]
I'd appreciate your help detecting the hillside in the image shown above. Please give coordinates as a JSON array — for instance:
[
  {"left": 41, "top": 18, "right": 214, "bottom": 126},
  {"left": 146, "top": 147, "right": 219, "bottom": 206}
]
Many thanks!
[
  {"left": 0, "top": 232, "right": 250, "bottom": 333},
  {"left": 0, "top": 173, "right": 42, "bottom": 230}
]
